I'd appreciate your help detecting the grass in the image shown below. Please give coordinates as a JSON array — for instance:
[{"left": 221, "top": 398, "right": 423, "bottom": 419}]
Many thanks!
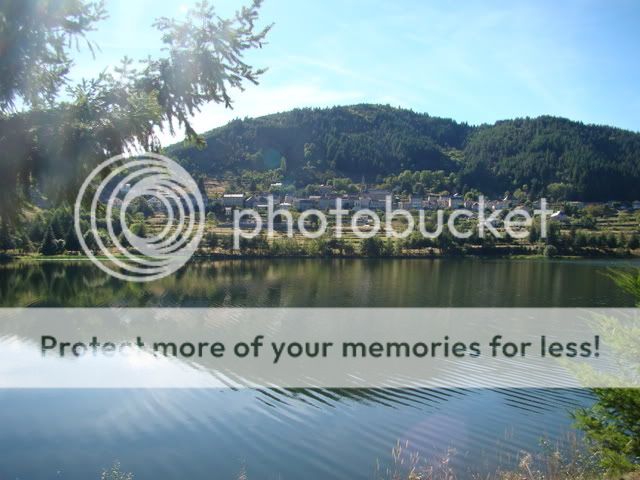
[
  {"left": 371, "top": 436, "right": 609, "bottom": 480},
  {"left": 97, "top": 436, "right": 638, "bottom": 480}
]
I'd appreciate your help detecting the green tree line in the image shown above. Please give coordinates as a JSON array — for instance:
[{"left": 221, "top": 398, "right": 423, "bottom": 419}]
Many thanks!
[{"left": 169, "top": 104, "right": 640, "bottom": 201}]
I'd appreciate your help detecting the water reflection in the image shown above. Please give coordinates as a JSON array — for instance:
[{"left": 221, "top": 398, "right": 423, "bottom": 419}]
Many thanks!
[
  {"left": 0, "top": 258, "right": 638, "bottom": 307},
  {"left": 0, "top": 258, "right": 636, "bottom": 479}
]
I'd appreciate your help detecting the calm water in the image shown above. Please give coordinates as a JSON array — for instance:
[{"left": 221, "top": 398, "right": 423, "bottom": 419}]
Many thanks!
[{"left": 0, "top": 258, "right": 638, "bottom": 479}]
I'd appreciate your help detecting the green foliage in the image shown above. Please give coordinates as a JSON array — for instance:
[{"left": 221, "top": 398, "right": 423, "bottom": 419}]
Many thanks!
[
  {"left": 129, "top": 198, "right": 154, "bottom": 218},
  {"left": 547, "top": 182, "right": 575, "bottom": 201},
  {"left": 127, "top": 222, "right": 147, "bottom": 241},
  {"left": 0, "top": 0, "right": 107, "bottom": 111},
  {"left": 461, "top": 116, "right": 640, "bottom": 200},
  {"left": 360, "top": 237, "right": 383, "bottom": 256},
  {"left": 202, "top": 231, "right": 219, "bottom": 249},
  {"left": 575, "top": 389, "right": 640, "bottom": 474},
  {"left": 382, "top": 169, "right": 457, "bottom": 195},
  {"left": 305, "top": 236, "right": 331, "bottom": 256},
  {"left": 607, "top": 269, "right": 640, "bottom": 305},
  {"left": 573, "top": 269, "right": 640, "bottom": 476},
  {"left": 230, "top": 169, "right": 284, "bottom": 192},
  {"left": 169, "top": 104, "right": 468, "bottom": 182},
  {"left": 82, "top": 230, "right": 98, "bottom": 251},
  {"left": 169, "top": 106, "right": 640, "bottom": 201},
  {"left": 39, "top": 225, "right": 59, "bottom": 255},
  {"left": 0, "top": 220, "right": 15, "bottom": 250},
  {"left": 269, "top": 238, "right": 301, "bottom": 256},
  {"left": 64, "top": 226, "right": 82, "bottom": 252},
  {"left": 328, "top": 177, "right": 358, "bottom": 194},
  {"left": 0, "top": 0, "right": 271, "bottom": 220}
]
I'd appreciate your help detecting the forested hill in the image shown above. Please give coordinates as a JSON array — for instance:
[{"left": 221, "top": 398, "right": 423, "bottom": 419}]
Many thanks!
[{"left": 166, "top": 104, "right": 640, "bottom": 200}]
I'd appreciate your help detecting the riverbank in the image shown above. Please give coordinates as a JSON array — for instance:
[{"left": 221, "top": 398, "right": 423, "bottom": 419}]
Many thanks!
[
  {"left": 2, "top": 246, "right": 638, "bottom": 263},
  {"left": 97, "top": 439, "right": 639, "bottom": 480}
]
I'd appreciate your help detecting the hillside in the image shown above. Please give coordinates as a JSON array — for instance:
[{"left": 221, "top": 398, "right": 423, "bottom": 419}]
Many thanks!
[{"left": 166, "top": 104, "right": 640, "bottom": 200}]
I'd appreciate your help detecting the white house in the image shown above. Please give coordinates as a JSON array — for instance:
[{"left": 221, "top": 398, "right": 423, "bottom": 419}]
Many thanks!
[{"left": 222, "top": 193, "right": 245, "bottom": 208}]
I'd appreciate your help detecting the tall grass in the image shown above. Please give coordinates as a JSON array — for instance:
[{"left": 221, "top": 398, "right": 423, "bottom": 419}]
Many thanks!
[{"left": 373, "top": 436, "right": 603, "bottom": 480}]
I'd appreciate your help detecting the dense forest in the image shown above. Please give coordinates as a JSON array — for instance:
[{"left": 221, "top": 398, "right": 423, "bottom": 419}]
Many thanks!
[{"left": 167, "top": 104, "right": 640, "bottom": 200}]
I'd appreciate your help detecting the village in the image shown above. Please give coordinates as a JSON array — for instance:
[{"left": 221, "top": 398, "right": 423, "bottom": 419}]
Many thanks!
[{"left": 208, "top": 182, "right": 640, "bottom": 220}]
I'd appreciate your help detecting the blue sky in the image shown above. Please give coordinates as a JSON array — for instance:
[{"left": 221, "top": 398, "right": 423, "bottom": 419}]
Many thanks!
[{"left": 72, "top": 0, "right": 640, "bottom": 143}]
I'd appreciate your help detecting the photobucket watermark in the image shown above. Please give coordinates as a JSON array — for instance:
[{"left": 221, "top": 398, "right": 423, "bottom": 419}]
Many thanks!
[
  {"left": 233, "top": 196, "right": 552, "bottom": 249},
  {"left": 75, "top": 153, "right": 205, "bottom": 282}
]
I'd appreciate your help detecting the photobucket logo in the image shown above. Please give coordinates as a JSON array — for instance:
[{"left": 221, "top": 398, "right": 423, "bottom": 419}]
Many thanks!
[
  {"left": 233, "top": 196, "right": 552, "bottom": 249},
  {"left": 74, "top": 153, "right": 205, "bottom": 282}
]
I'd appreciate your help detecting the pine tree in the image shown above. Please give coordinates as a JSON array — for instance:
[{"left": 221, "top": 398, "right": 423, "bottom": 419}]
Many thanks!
[
  {"left": 83, "top": 231, "right": 99, "bottom": 252},
  {"left": 0, "top": 0, "right": 271, "bottom": 219},
  {"left": 360, "top": 237, "right": 383, "bottom": 256},
  {"left": 574, "top": 269, "right": 640, "bottom": 475},
  {"left": 40, "top": 226, "right": 59, "bottom": 256},
  {"left": 27, "top": 220, "right": 45, "bottom": 244},
  {"left": 64, "top": 227, "right": 82, "bottom": 252},
  {"left": 0, "top": 220, "right": 15, "bottom": 251},
  {"left": 50, "top": 213, "right": 66, "bottom": 238}
]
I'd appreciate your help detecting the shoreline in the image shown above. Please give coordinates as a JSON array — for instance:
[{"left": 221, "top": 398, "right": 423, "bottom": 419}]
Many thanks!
[{"left": 2, "top": 250, "right": 639, "bottom": 263}]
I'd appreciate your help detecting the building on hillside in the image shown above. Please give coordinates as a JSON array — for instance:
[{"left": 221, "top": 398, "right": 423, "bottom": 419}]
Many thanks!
[
  {"left": 354, "top": 196, "right": 372, "bottom": 210},
  {"left": 367, "top": 189, "right": 392, "bottom": 202},
  {"left": 491, "top": 194, "right": 512, "bottom": 210},
  {"left": 437, "top": 195, "right": 451, "bottom": 208},
  {"left": 449, "top": 193, "right": 464, "bottom": 208},
  {"left": 222, "top": 193, "right": 245, "bottom": 208},
  {"left": 245, "top": 194, "right": 270, "bottom": 209},
  {"left": 317, "top": 196, "right": 338, "bottom": 210},
  {"left": 340, "top": 196, "right": 355, "bottom": 210},
  {"left": 370, "top": 198, "right": 388, "bottom": 210},
  {"left": 294, "top": 198, "right": 316, "bottom": 211},
  {"left": 407, "top": 195, "right": 423, "bottom": 209},
  {"left": 422, "top": 197, "right": 438, "bottom": 210}
]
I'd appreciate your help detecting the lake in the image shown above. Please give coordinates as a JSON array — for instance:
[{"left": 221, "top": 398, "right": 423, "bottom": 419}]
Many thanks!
[{"left": 0, "top": 258, "right": 638, "bottom": 479}]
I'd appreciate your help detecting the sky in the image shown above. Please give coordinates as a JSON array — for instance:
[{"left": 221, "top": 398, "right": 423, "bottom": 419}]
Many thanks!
[{"left": 72, "top": 0, "right": 640, "bottom": 144}]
